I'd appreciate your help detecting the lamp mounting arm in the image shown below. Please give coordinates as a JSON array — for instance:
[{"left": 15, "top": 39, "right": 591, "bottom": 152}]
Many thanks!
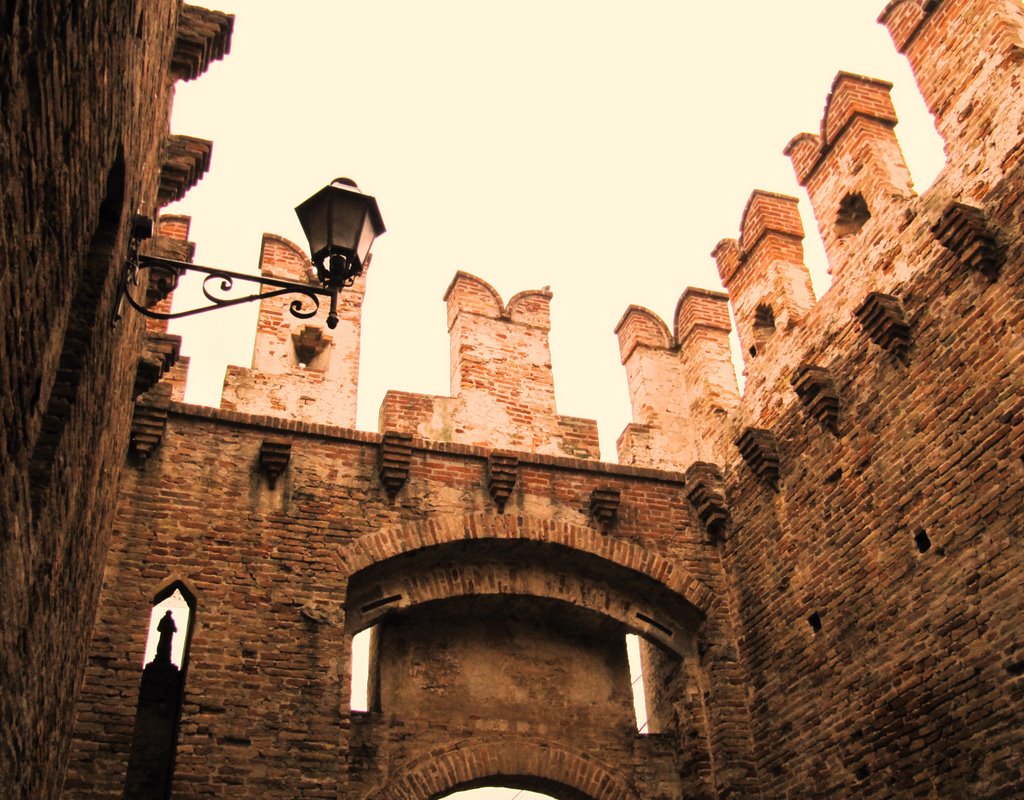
[{"left": 119, "top": 253, "right": 341, "bottom": 329}]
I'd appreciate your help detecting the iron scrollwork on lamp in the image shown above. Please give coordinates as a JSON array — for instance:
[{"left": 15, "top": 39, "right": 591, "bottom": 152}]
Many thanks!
[{"left": 119, "top": 178, "right": 385, "bottom": 329}]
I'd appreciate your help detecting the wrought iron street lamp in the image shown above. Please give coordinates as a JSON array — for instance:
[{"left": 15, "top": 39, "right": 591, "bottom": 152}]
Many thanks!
[{"left": 119, "top": 178, "right": 385, "bottom": 329}]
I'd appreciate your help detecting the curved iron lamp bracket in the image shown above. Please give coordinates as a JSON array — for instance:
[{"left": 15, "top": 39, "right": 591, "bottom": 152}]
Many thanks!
[{"left": 118, "top": 252, "right": 341, "bottom": 329}]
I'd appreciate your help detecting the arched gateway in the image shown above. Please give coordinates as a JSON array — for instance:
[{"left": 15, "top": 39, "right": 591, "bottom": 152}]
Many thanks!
[
  {"left": 344, "top": 514, "right": 710, "bottom": 800},
  {"left": 361, "top": 739, "right": 640, "bottom": 800}
]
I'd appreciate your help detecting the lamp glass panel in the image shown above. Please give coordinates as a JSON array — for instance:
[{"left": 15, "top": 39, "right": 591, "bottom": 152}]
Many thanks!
[
  {"left": 356, "top": 214, "right": 377, "bottom": 265},
  {"left": 296, "top": 190, "right": 330, "bottom": 259},
  {"left": 328, "top": 195, "right": 366, "bottom": 257}
]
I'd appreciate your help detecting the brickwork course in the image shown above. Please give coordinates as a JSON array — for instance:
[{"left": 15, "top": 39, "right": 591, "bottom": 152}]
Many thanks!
[{"left": 3, "top": 0, "right": 1024, "bottom": 798}]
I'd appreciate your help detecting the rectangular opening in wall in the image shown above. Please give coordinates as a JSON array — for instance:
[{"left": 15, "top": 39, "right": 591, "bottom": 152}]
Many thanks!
[
  {"left": 350, "top": 625, "right": 379, "bottom": 712},
  {"left": 625, "top": 633, "right": 649, "bottom": 734}
]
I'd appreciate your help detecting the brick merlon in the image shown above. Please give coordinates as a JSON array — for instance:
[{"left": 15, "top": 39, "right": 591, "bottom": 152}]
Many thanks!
[
  {"left": 258, "top": 232, "right": 317, "bottom": 284},
  {"left": 674, "top": 288, "right": 732, "bottom": 343},
  {"left": 822, "top": 72, "right": 898, "bottom": 147},
  {"left": 739, "top": 190, "right": 804, "bottom": 255},
  {"left": 712, "top": 238, "right": 742, "bottom": 286},
  {"left": 444, "top": 270, "right": 505, "bottom": 327},
  {"left": 614, "top": 305, "right": 673, "bottom": 364},
  {"left": 878, "top": 0, "right": 933, "bottom": 52},
  {"left": 783, "top": 133, "right": 822, "bottom": 186}
]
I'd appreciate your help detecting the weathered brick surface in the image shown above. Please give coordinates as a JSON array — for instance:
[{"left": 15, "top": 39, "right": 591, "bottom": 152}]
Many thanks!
[
  {"left": 696, "top": 2, "right": 1024, "bottom": 795},
  {"left": 0, "top": 3, "right": 230, "bottom": 798}
]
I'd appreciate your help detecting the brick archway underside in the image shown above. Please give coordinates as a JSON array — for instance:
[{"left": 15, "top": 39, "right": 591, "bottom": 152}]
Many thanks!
[
  {"left": 342, "top": 513, "right": 714, "bottom": 615},
  {"left": 361, "top": 739, "right": 639, "bottom": 800}
]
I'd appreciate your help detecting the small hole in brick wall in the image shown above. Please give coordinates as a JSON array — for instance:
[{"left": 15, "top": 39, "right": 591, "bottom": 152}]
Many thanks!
[
  {"left": 825, "top": 468, "right": 842, "bottom": 483},
  {"left": 1006, "top": 659, "right": 1024, "bottom": 677},
  {"left": 754, "top": 304, "right": 776, "bottom": 332},
  {"left": 749, "top": 346, "right": 757, "bottom": 358},
  {"left": 808, "top": 612, "right": 822, "bottom": 633},
  {"left": 855, "top": 765, "right": 870, "bottom": 781},
  {"left": 915, "top": 530, "right": 932, "bottom": 553},
  {"left": 836, "top": 193, "right": 871, "bottom": 237}
]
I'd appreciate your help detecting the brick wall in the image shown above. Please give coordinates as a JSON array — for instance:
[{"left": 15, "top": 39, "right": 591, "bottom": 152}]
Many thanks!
[
  {"left": 0, "top": 3, "right": 230, "bottom": 797},
  {"left": 66, "top": 402, "right": 762, "bottom": 798}
]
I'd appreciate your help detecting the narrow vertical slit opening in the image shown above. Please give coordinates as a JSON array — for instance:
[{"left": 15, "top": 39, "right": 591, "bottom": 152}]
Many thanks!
[
  {"left": 625, "top": 633, "right": 649, "bottom": 734},
  {"left": 350, "top": 625, "right": 379, "bottom": 712}
]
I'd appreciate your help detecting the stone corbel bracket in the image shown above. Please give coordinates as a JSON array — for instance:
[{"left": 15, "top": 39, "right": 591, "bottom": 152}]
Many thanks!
[
  {"left": 685, "top": 462, "right": 730, "bottom": 540},
  {"left": 157, "top": 135, "right": 213, "bottom": 207},
  {"left": 259, "top": 439, "right": 292, "bottom": 490},
  {"left": 487, "top": 451, "right": 519, "bottom": 512},
  {"left": 130, "top": 403, "right": 169, "bottom": 462},
  {"left": 133, "top": 332, "right": 182, "bottom": 398},
  {"left": 589, "top": 487, "right": 621, "bottom": 532},
  {"left": 854, "top": 292, "right": 911, "bottom": 362},
  {"left": 932, "top": 202, "right": 1005, "bottom": 279},
  {"left": 736, "top": 427, "right": 781, "bottom": 491},
  {"left": 171, "top": 6, "right": 235, "bottom": 82},
  {"left": 791, "top": 363, "right": 841, "bottom": 434},
  {"left": 378, "top": 431, "right": 414, "bottom": 498}
]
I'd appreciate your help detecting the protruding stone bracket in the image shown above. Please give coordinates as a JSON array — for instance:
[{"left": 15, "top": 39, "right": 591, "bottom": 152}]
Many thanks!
[
  {"left": 736, "top": 428, "right": 781, "bottom": 491},
  {"left": 258, "top": 439, "right": 292, "bottom": 490},
  {"left": 588, "top": 487, "right": 621, "bottom": 532},
  {"left": 791, "top": 363, "right": 841, "bottom": 434},
  {"left": 932, "top": 202, "right": 1005, "bottom": 279},
  {"left": 378, "top": 431, "right": 414, "bottom": 498},
  {"left": 134, "top": 332, "right": 181, "bottom": 398},
  {"left": 292, "top": 325, "right": 329, "bottom": 367},
  {"left": 854, "top": 292, "right": 911, "bottom": 361},
  {"left": 130, "top": 403, "right": 169, "bottom": 462},
  {"left": 157, "top": 135, "right": 213, "bottom": 207},
  {"left": 486, "top": 451, "right": 519, "bottom": 512},
  {"left": 685, "top": 462, "right": 730, "bottom": 541},
  {"left": 171, "top": 6, "right": 235, "bottom": 82}
]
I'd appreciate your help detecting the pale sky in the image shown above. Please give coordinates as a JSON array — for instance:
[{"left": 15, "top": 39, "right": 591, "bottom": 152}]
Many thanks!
[
  {"left": 165, "top": 0, "right": 944, "bottom": 462},
  {"left": 160, "top": 4, "right": 945, "bottom": 796}
]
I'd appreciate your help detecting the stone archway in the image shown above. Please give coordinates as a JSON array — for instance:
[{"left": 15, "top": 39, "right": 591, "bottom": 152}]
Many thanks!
[
  {"left": 361, "top": 739, "right": 640, "bottom": 800},
  {"left": 341, "top": 513, "right": 714, "bottom": 615}
]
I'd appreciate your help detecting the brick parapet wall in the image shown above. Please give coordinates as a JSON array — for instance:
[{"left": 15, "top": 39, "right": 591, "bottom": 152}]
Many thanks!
[
  {"left": 67, "top": 404, "right": 759, "bottom": 799},
  {"left": 703, "top": 1, "right": 1024, "bottom": 791},
  {"left": 718, "top": 175, "right": 1024, "bottom": 793}
]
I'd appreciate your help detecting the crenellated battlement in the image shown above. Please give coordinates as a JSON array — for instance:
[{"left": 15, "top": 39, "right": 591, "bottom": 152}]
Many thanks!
[{"left": 151, "top": 0, "right": 1024, "bottom": 481}]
